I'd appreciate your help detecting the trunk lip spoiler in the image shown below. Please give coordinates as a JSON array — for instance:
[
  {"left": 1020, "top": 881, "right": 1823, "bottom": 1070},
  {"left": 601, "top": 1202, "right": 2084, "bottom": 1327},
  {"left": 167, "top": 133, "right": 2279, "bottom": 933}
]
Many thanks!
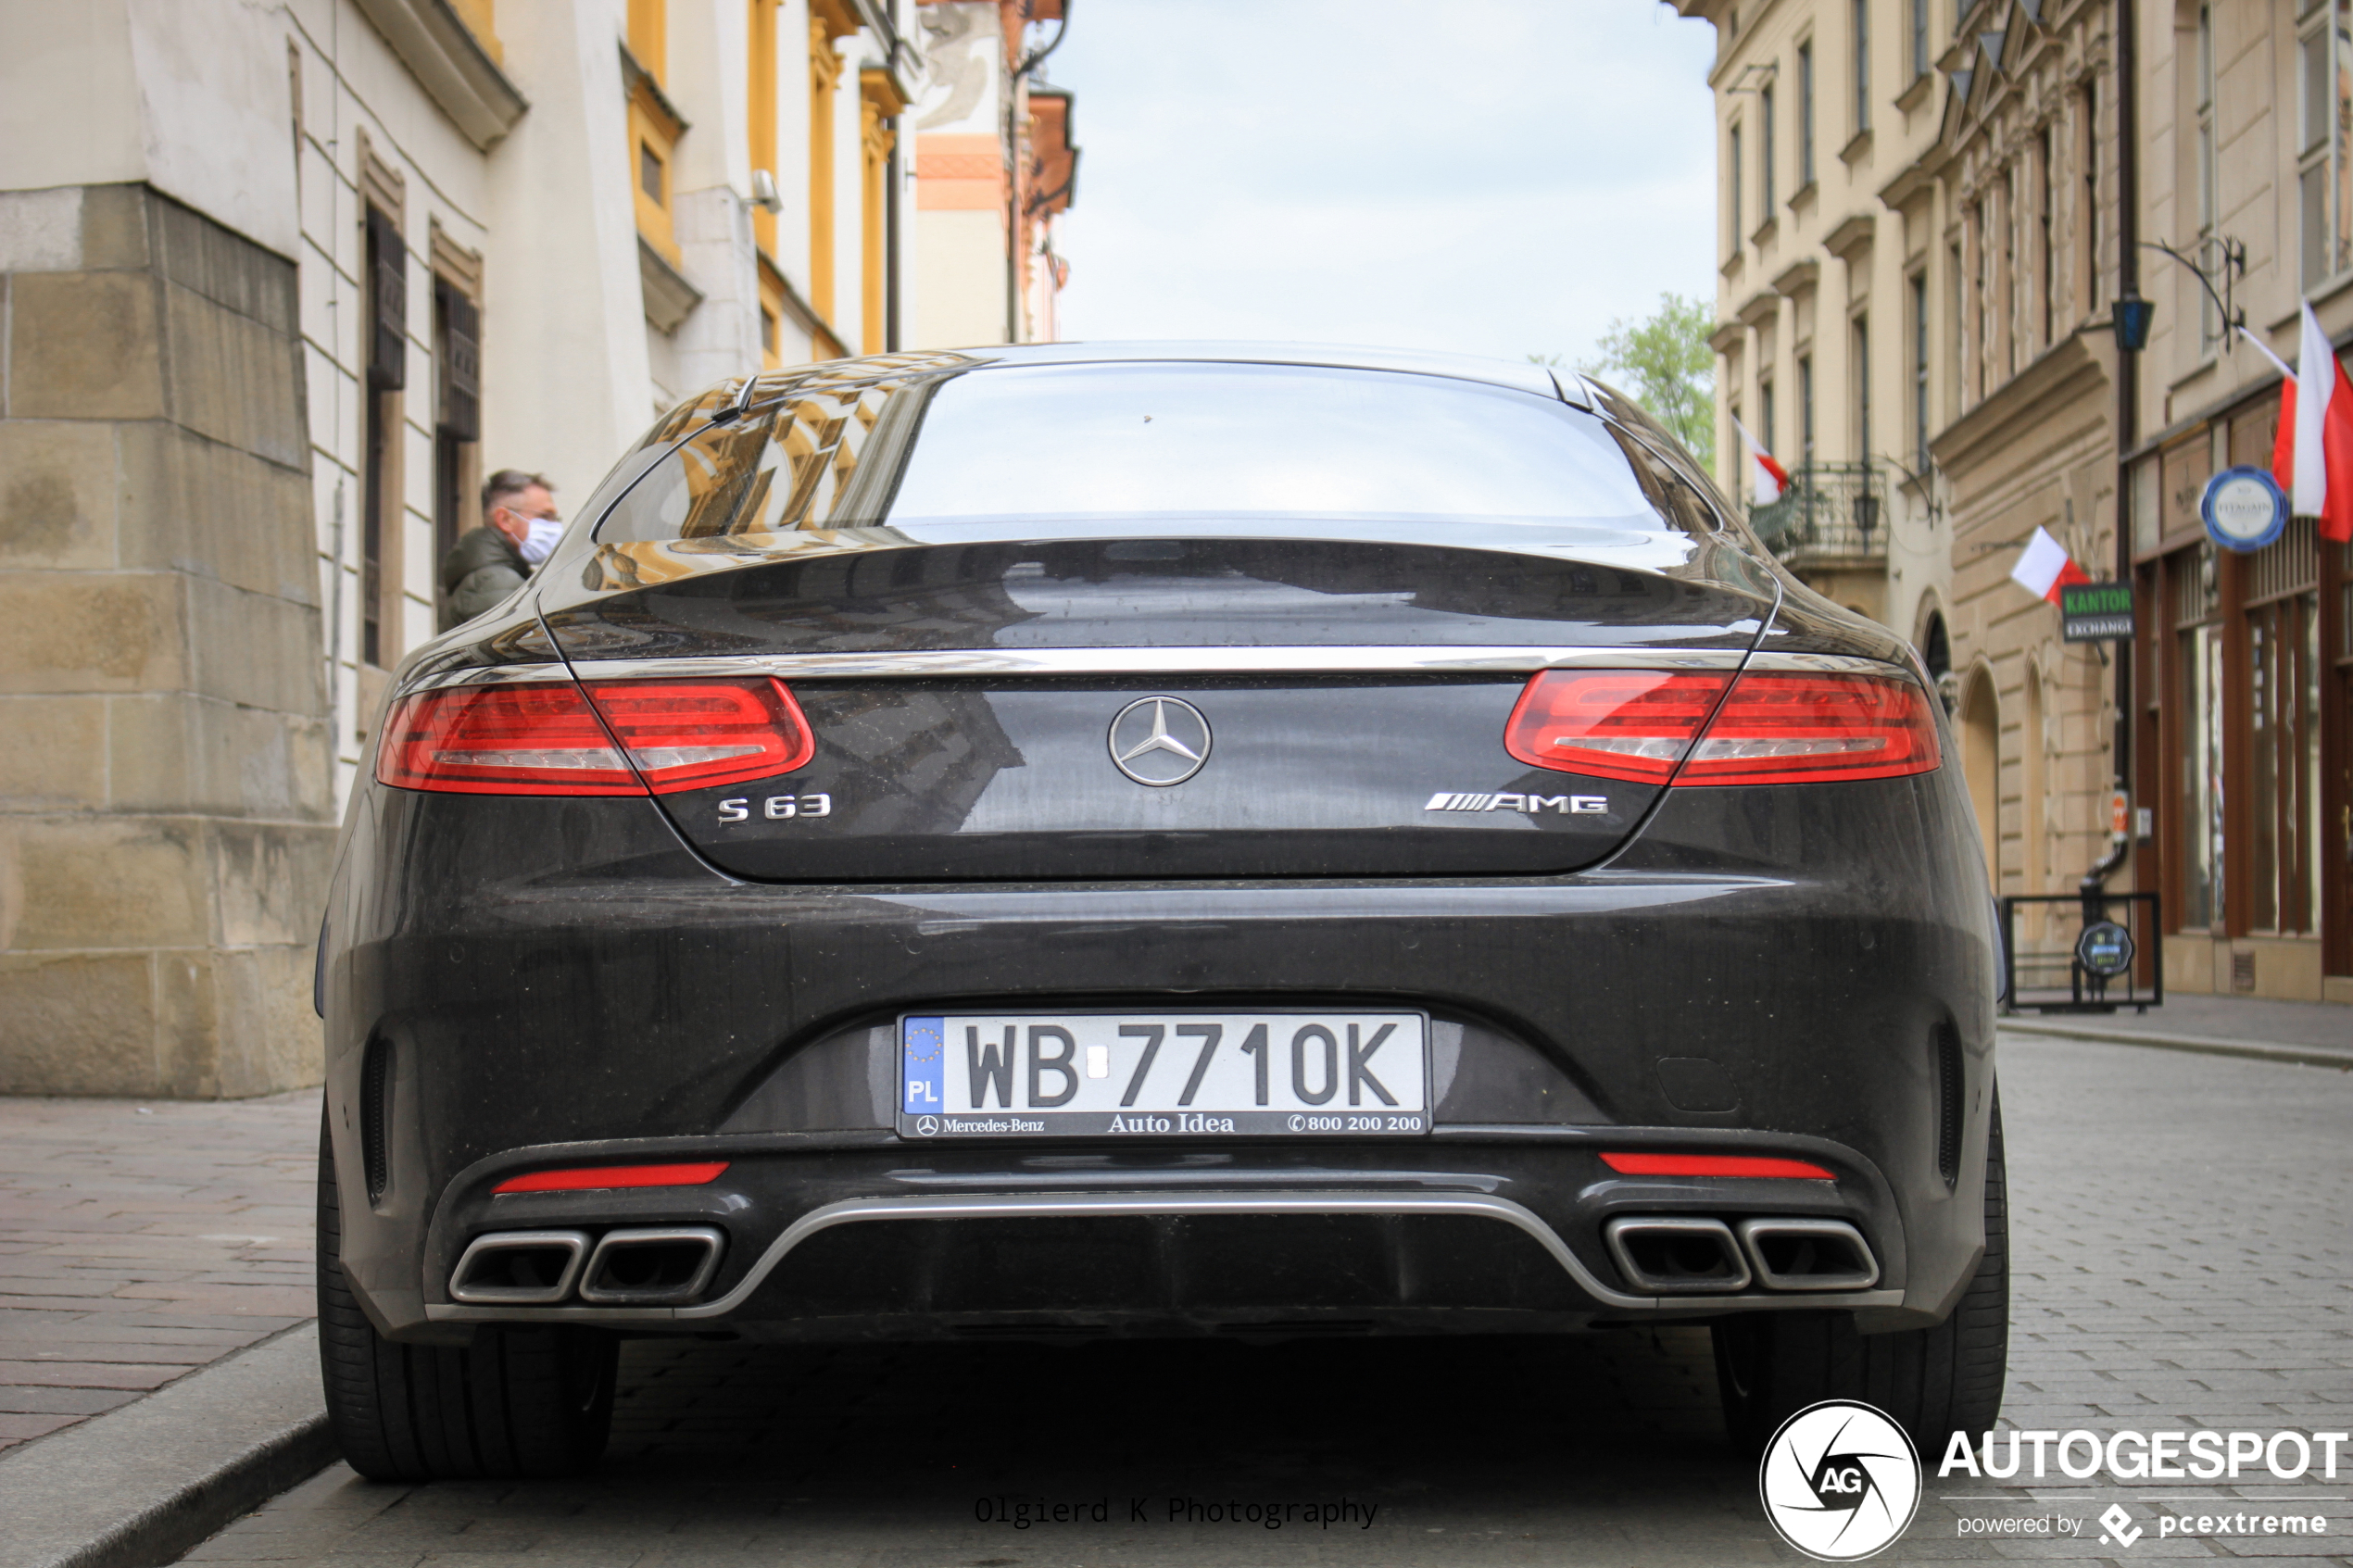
[{"left": 391, "top": 648, "right": 1911, "bottom": 698}]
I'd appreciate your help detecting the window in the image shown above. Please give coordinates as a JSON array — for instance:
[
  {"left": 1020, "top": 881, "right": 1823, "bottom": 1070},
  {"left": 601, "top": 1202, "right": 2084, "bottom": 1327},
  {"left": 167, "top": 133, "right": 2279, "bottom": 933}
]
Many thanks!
[
  {"left": 2196, "top": 4, "right": 2220, "bottom": 348},
  {"left": 639, "top": 141, "right": 665, "bottom": 205},
  {"left": 2039, "top": 127, "right": 2055, "bottom": 348},
  {"left": 1761, "top": 375, "right": 1778, "bottom": 457},
  {"left": 1911, "top": 0, "right": 1929, "bottom": 81},
  {"left": 1762, "top": 85, "right": 1778, "bottom": 209},
  {"left": 2001, "top": 169, "right": 2017, "bottom": 376},
  {"left": 1910, "top": 272, "right": 1930, "bottom": 471},
  {"left": 1949, "top": 239, "right": 1965, "bottom": 408},
  {"left": 1797, "top": 42, "right": 1816, "bottom": 188},
  {"left": 431, "top": 275, "right": 481, "bottom": 574},
  {"left": 2297, "top": 0, "right": 2353, "bottom": 286},
  {"left": 1853, "top": 0, "right": 1870, "bottom": 134},
  {"left": 594, "top": 364, "right": 1697, "bottom": 542},
  {"left": 2081, "top": 81, "right": 2101, "bottom": 310},
  {"left": 1730, "top": 123, "right": 1744, "bottom": 240},
  {"left": 1797, "top": 353, "right": 1815, "bottom": 463},
  {"left": 1853, "top": 314, "right": 1871, "bottom": 462},
  {"left": 361, "top": 205, "right": 407, "bottom": 671},
  {"left": 761, "top": 306, "right": 779, "bottom": 360},
  {"left": 2176, "top": 543, "right": 2223, "bottom": 928}
]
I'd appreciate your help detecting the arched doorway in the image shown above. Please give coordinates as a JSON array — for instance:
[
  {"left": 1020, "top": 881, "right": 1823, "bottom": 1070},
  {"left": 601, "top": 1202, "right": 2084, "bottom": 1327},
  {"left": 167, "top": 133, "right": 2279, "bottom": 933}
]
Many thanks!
[{"left": 1959, "top": 666, "right": 2000, "bottom": 886}]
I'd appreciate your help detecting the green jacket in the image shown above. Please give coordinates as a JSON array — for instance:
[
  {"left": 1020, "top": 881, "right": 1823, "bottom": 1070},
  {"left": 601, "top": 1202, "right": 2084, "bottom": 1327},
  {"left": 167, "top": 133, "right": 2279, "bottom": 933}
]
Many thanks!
[{"left": 438, "top": 526, "right": 530, "bottom": 632}]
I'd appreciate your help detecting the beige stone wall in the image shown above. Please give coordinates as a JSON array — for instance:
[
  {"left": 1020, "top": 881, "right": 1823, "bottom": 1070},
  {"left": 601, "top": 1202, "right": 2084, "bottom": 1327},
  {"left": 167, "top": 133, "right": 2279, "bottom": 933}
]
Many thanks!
[{"left": 0, "top": 183, "right": 334, "bottom": 1098}]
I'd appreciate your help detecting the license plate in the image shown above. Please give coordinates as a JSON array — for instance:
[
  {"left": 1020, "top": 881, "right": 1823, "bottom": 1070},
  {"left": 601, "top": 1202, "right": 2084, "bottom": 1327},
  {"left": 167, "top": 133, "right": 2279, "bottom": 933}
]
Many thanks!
[{"left": 897, "top": 1010, "right": 1429, "bottom": 1139}]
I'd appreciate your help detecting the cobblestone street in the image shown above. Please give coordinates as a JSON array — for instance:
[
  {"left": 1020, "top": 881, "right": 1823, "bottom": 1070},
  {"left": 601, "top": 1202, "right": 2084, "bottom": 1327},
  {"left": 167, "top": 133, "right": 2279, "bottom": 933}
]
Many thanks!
[
  {"left": 161, "top": 1036, "right": 2352, "bottom": 1565},
  {"left": 0, "top": 1091, "right": 318, "bottom": 1453}
]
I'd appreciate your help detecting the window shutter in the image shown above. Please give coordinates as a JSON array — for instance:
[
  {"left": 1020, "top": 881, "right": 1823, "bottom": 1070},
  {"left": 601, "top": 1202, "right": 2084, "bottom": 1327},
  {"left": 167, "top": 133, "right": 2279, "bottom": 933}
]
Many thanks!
[
  {"left": 437, "top": 282, "right": 480, "bottom": 442},
  {"left": 369, "top": 207, "right": 408, "bottom": 391}
]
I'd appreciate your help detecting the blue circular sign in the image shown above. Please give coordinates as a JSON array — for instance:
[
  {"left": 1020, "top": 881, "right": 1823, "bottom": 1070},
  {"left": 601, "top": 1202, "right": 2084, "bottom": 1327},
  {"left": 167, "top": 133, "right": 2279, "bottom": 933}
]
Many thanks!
[{"left": 2200, "top": 466, "right": 2287, "bottom": 553}]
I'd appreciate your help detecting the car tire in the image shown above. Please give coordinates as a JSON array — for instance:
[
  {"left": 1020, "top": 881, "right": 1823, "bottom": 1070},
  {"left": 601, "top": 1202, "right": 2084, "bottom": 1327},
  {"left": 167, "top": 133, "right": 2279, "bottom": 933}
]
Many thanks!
[
  {"left": 1713, "top": 1089, "right": 2008, "bottom": 1458},
  {"left": 317, "top": 1114, "right": 617, "bottom": 1480}
]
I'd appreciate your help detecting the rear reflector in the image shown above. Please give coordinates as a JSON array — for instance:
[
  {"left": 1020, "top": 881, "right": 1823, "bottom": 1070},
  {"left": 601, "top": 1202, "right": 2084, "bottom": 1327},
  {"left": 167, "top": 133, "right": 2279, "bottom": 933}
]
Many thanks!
[
  {"left": 1505, "top": 670, "right": 1938, "bottom": 786},
  {"left": 493, "top": 1161, "right": 731, "bottom": 1195},
  {"left": 377, "top": 679, "right": 812, "bottom": 796},
  {"left": 1600, "top": 1152, "right": 1837, "bottom": 1180}
]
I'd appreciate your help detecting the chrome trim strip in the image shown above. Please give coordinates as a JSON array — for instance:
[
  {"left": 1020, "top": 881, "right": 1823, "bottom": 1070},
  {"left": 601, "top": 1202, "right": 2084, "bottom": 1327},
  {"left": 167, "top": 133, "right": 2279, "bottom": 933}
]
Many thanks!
[
  {"left": 403, "top": 662, "right": 570, "bottom": 693},
  {"left": 402, "top": 648, "right": 1913, "bottom": 693},
  {"left": 419, "top": 1190, "right": 1906, "bottom": 1323},
  {"left": 1743, "top": 652, "right": 1917, "bottom": 678},
  {"left": 404, "top": 648, "right": 1910, "bottom": 700},
  {"left": 561, "top": 647, "right": 1752, "bottom": 681}
]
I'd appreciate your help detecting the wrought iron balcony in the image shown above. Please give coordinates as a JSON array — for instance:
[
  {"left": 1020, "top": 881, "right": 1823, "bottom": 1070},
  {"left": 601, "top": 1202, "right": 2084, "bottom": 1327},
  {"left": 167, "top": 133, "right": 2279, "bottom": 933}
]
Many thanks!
[{"left": 1747, "top": 460, "right": 1893, "bottom": 568}]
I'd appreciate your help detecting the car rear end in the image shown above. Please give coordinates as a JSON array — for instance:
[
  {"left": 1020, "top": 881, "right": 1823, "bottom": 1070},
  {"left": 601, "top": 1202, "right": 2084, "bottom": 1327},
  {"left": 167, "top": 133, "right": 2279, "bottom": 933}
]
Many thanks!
[{"left": 316, "top": 347, "right": 1999, "bottom": 1474}]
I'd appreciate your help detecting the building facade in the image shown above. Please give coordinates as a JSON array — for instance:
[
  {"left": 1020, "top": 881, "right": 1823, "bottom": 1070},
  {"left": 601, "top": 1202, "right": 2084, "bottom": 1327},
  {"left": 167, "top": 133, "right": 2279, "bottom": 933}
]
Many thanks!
[
  {"left": 1682, "top": 0, "right": 2348, "bottom": 1006},
  {"left": 0, "top": 0, "right": 1081, "bottom": 1096}
]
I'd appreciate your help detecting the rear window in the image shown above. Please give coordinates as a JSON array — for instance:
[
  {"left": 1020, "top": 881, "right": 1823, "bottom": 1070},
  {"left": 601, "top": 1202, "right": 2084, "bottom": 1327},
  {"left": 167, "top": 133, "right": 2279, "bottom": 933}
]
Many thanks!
[{"left": 593, "top": 360, "right": 1690, "bottom": 544}]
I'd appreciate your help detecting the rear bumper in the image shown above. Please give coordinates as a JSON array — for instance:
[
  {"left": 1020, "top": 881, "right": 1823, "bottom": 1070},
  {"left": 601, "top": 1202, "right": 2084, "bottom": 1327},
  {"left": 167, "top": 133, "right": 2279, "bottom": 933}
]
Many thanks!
[
  {"left": 410, "top": 1135, "right": 1916, "bottom": 1339},
  {"left": 322, "top": 774, "right": 1997, "bottom": 1344}
]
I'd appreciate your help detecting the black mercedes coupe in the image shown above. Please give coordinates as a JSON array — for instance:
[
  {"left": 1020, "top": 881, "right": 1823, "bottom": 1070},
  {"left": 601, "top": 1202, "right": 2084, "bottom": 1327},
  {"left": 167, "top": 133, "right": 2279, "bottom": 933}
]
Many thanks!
[{"left": 316, "top": 345, "right": 2006, "bottom": 1479}]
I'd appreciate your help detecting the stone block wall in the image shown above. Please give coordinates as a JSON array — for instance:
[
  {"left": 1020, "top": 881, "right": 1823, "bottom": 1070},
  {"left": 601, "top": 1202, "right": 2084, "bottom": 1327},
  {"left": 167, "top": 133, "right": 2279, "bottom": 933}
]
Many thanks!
[{"left": 0, "top": 183, "right": 333, "bottom": 1098}]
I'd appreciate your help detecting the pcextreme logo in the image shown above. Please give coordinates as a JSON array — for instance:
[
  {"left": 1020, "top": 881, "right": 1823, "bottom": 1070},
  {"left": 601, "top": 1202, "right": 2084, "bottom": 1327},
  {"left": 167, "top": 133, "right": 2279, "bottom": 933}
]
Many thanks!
[{"left": 1759, "top": 1400, "right": 1922, "bottom": 1561}]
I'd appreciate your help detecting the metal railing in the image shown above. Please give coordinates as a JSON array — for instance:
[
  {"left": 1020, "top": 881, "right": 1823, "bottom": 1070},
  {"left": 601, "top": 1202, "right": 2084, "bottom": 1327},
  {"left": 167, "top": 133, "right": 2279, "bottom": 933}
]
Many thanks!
[
  {"left": 1998, "top": 891, "right": 2163, "bottom": 1014},
  {"left": 1747, "top": 460, "right": 1893, "bottom": 567}
]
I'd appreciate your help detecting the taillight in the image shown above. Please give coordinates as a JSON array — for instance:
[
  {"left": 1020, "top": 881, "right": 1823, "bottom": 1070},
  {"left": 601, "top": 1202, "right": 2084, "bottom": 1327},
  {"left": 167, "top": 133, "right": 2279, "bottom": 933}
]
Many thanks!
[
  {"left": 1504, "top": 671, "right": 1731, "bottom": 784},
  {"left": 376, "top": 679, "right": 813, "bottom": 796},
  {"left": 1505, "top": 670, "right": 1938, "bottom": 786}
]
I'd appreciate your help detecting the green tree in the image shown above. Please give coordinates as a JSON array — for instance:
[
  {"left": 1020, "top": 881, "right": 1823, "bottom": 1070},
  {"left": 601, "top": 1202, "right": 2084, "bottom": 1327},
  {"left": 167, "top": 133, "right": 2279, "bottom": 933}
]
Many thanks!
[{"left": 1554, "top": 292, "right": 1718, "bottom": 470}]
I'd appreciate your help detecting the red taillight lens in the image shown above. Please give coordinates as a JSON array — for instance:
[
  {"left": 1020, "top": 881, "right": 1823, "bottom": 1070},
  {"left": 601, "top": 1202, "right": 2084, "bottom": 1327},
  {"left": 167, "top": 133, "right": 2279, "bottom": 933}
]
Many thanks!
[
  {"left": 1504, "top": 670, "right": 1938, "bottom": 786},
  {"left": 1678, "top": 672, "right": 1940, "bottom": 785},
  {"left": 376, "top": 679, "right": 812, "bottom": 796},
  {"left": 1504, "top": 671, "right": 1733, "bottom": 784},
  {"left": 1599, "top": 1152, "right": 1836, "bottom": 1180},
  {"left": 493, "top": 1161, "right": 731, "bottom": 1195},
  {"left": 580, "top": 678, "right": 815, "bottom": 792}
]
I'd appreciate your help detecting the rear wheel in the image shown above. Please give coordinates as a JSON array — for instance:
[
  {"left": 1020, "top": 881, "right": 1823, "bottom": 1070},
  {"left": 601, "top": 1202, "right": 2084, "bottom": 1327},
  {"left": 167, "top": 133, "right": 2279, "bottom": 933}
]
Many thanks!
[
  {"left": 1713, "top": 1091, "right": 2007, "bottom": 1457},
  {"left": 317, "top": 1114, "right": 616, "bottom": 1480}
]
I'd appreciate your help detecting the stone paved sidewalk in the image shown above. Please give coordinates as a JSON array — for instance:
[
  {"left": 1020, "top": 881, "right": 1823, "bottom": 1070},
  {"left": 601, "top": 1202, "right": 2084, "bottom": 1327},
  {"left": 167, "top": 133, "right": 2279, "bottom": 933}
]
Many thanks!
[{"left": 0, "top": 1090, "right": 320, "bottom": 1454}]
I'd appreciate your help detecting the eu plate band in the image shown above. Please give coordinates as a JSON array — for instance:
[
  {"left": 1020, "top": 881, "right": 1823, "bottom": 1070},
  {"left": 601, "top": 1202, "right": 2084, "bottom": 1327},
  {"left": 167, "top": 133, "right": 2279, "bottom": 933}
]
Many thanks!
[{"left": 420, "top": 1188, "right": 1904, "bottom": 1323}]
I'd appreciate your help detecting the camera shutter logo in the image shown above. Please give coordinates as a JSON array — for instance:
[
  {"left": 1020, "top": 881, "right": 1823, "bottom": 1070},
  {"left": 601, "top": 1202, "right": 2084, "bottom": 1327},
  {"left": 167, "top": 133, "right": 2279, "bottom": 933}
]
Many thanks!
[{"left": 1758, "top": 1399, "right": 1921, "bottom": 1561}]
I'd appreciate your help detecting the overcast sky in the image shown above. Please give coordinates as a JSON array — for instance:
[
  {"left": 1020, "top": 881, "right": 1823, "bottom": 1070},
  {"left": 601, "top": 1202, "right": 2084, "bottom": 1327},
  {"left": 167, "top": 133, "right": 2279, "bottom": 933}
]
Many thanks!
[{"left": 1041, "top": 1, "right": 1720, "bottom": 367}]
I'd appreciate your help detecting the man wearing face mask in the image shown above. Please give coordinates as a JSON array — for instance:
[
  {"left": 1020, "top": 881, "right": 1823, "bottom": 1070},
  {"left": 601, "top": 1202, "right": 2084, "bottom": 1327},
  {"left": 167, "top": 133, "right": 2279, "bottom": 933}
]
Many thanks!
[{"left": 438, "top": 470, "right": 563, "bottom": 632}]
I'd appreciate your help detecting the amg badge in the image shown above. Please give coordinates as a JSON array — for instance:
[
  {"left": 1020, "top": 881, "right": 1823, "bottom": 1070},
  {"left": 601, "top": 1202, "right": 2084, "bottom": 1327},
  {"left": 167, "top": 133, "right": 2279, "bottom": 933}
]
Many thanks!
[{"left": 1425, "top": 791, "right": 1607, "bottom": 815}]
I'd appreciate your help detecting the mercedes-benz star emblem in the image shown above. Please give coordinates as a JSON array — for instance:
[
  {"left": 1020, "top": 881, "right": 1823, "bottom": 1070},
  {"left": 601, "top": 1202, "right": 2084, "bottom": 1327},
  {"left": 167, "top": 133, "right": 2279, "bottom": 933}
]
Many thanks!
[{"left": 1107, "top": 696, "right": 1213, "bottom": 786}]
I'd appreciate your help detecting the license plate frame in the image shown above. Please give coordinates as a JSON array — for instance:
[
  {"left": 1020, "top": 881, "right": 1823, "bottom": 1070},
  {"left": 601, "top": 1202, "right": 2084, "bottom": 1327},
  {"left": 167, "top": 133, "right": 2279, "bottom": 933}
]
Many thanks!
[{"left": 896, "top": 1009, "right": 1431, "bottom": 1140}]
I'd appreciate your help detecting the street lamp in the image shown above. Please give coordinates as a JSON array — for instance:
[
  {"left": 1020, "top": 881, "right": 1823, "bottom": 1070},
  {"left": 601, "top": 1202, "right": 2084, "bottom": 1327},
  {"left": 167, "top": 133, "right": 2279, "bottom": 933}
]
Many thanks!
[{"left": 2112, "top": 294, "right": 2153, "bottom": 353}]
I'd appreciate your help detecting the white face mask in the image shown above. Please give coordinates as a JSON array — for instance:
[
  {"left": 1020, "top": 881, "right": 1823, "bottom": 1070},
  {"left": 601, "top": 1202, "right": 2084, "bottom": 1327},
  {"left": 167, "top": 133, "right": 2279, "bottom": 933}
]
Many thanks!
[{"left": 520, "top": 517, "right": 564, "bottom": 565}]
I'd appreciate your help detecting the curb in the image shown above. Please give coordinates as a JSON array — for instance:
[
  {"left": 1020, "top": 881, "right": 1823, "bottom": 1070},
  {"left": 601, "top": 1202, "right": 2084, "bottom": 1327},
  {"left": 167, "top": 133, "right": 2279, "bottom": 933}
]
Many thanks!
[
  {"left": 1998, "top": 1019, "right": 2353, "bottom": 1071},
  {"left": 0, "top": 1323, "right": 335, "bottom": 1568}
]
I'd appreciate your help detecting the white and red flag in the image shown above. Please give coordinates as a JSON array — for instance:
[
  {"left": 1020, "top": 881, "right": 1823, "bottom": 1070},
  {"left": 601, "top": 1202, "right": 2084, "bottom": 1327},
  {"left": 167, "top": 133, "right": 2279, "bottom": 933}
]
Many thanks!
[
  {"left": 2259, "top": 303, "right": 2353, "bottom": 543},
  {"left": 2009, "top": 525, "right": 2092, "bottom": 605},
  {"left": 1730, "top": 415, "right": 1790, "bottom": 505}
]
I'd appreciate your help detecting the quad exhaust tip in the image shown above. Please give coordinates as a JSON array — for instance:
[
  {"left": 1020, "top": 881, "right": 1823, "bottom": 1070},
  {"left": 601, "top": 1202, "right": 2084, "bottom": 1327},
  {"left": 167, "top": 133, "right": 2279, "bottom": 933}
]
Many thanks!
[
  {"left": 579, "top": 1225, "right": 726, "bottom": 1305},
  {"left": 1604, "top": 1215, "right": 1881, "bottom": 1295},
  {"left": 1604, "top": 1216, "right": 1752, "bottom": 1294},
  {"left": 1736, "top": 1217, "right": 1880, "bottom": 1291},
  {"left": 448, "top": 1229, "right": 590, "bottom": 1304}
]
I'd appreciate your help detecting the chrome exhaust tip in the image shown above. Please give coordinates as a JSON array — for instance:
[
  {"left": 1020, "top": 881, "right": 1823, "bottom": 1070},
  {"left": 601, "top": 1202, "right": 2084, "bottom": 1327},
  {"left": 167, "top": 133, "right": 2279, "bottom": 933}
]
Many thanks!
[
  {"left": 1737, "top": 1218, "right": 1880, "bottom": 1291},
  {"left": 1602, "top": 1216, "right": 1753, "bottom": 1294},
  {"left": 448, "top": 1229, "right": 590, "bottom": 1304},
  {"left": 577, "top": 1225, "right": 726, "bottom": 1305}
]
